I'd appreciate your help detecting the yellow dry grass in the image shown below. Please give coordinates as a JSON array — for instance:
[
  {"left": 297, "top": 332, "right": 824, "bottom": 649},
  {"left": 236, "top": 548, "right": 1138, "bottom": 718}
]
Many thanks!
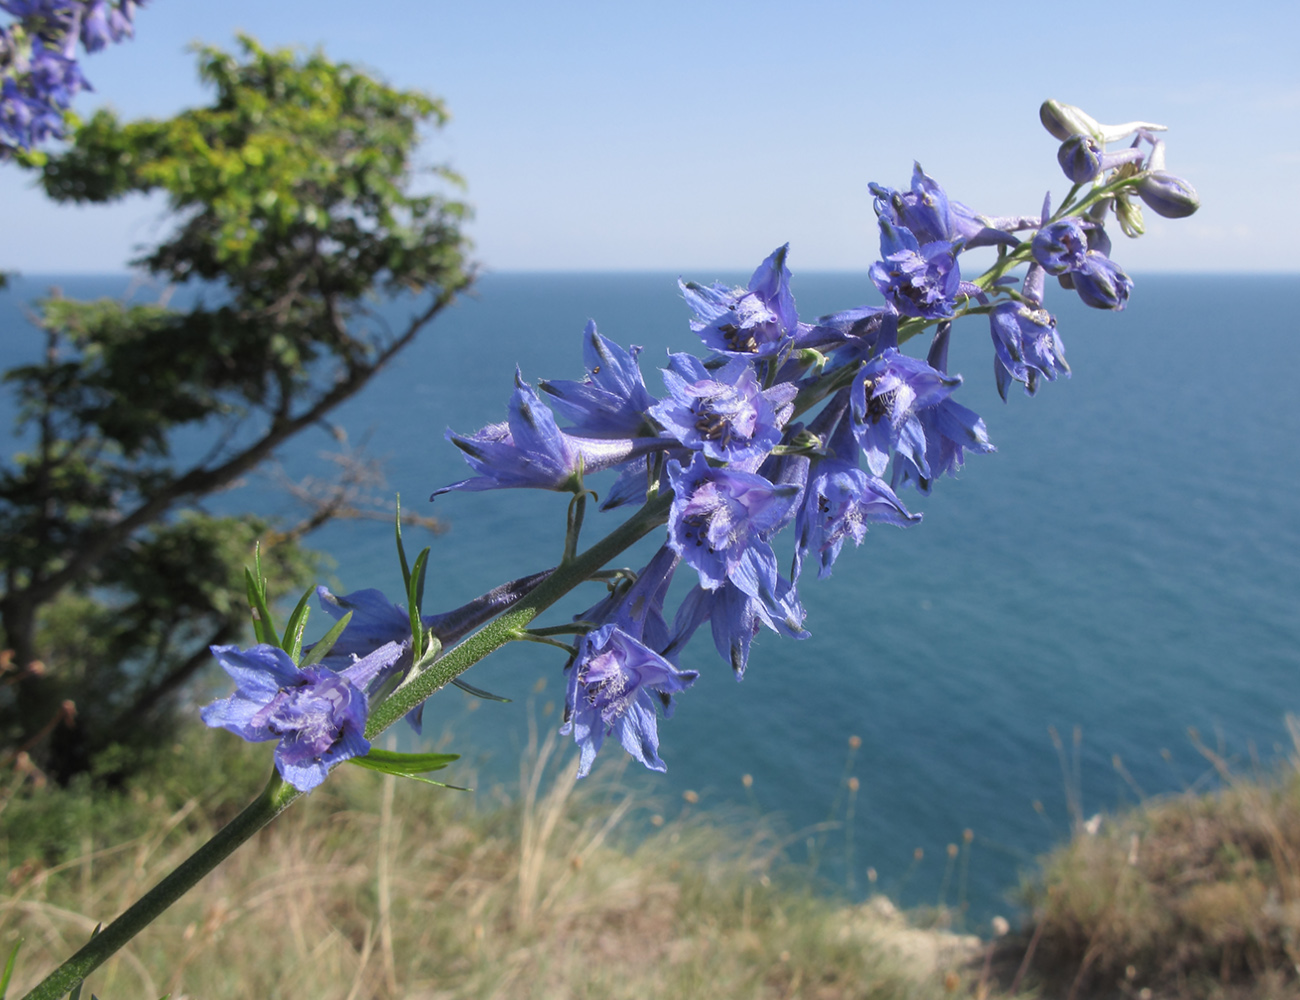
[{"left": 2, "top": 727, "right": 993, "bottom": 1000}]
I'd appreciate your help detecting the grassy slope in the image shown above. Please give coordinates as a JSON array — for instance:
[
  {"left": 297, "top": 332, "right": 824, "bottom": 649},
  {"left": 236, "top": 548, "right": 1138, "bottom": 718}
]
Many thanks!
[{"left": 1, "top": 729, "right": 994, "bottom": 1000}]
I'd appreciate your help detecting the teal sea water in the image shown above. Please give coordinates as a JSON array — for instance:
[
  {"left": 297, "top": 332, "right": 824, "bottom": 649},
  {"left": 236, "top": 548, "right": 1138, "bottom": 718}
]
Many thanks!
[{"left": 4, "top": 272, "right": 1299, "bottom": 923}]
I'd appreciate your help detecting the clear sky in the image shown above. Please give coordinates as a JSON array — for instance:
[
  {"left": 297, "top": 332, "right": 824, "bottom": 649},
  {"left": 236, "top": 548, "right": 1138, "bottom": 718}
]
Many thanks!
[{"left": 3, "top": 0, "right": 1297, "bottom": 273}]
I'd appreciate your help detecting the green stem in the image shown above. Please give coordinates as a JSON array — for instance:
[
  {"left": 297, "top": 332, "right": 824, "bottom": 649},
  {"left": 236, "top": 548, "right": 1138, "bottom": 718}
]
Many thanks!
[
  {"left": 22, "top": 772, "right": 300, "bottom": 1000},
  {"left": 366, "top": 491, "right": 673, "bottom": 738}
]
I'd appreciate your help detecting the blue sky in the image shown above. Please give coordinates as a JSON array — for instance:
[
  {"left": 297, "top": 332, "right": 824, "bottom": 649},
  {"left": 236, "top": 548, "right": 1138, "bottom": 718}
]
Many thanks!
[{"left": 3, "top": 0, "right": 1297, "bottom": 273}]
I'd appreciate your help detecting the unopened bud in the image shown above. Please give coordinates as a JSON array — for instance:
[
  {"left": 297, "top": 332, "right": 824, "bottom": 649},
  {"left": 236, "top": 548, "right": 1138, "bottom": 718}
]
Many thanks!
[
  {"left": 1040, "top": 99, "right": 1167, "bottom": 144},
  {"left": 1057, "top": 134, "right": 1102, "bottom": 183},
  {"left": 1137, "top": 171, "right": 1200, "bottom": 219},
  {"left": 1041, "top": 100, "right": 1101, "bottom": 141},
  {"left": 1073, "top": 252, "right": 1133, "bottom": 310}
]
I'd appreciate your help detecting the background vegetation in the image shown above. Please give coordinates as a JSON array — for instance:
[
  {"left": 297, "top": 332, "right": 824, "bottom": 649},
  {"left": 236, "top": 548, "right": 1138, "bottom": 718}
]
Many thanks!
[{"left": 1, "top": 37, "right": 469, "bottom": 784}]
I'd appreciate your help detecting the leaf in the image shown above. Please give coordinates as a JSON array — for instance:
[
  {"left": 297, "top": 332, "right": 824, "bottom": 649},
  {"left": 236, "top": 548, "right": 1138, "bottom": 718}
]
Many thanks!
[
  {"left": 347, "top": 748, "right": 465, "bottom": 787},
  {"left": 244, "top": 565, "right": 276, "bottom": 647},
  {"left": 281, "top": 587, "right": 313, "bottom": 661},
  {"left": 394, "top": 494, "right": 412, "bottom": 591},
  {"left": 298, "top": 610, "right": 352, "bottom": 668},
  {"left": 0, "top": 939, "right": 21, "bottom": 1000},
  {"left": 451, "top": 677, "right": 512, "bottom": 703},
  {"left": 406, "top": 547, "right": 430, "bottom": 646}
]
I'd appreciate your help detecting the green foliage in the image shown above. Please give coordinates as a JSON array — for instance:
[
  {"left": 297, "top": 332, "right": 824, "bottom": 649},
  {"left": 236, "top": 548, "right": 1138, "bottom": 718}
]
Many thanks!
[
  {"left": 0, "top": 35, "right": 472, "bottom": 782},
  {"left": 347, "top": 747, "right": 461, "bottom": 786}
]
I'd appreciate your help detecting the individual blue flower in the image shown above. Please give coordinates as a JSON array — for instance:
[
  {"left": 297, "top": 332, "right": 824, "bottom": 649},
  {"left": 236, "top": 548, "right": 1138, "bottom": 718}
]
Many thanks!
[
  {"left": 201, "top": 640, "right": 405, "bottom": 792},
  {"left": 870, "top": 164, "right": 1021, "bottom": 249},
  {"left": 1071, "top": 251, "right": 1133, "bottom": 310},
  {"left": 538, "top": 320, "right": 659, "bottom": 438},
  {"left": 669, "top": 574, "right": 807, "bottom": 678},
  {"left": 888, "top": 324, "right": 994, "bottom": 494},
  {"left": 795, "top": 419, "right": 920, "bottom": 580},
  {"left": 649, "top": 353, "right": 795, "bottom": 467},
  {"left": 562, "top": 623, "right": 698, "bottom": 777},
  {"left": 989, "top": 301, "right": 1069, "bottom": 399},
  {"left": 77, "top": 0, "right": 136, "bottom": 51},
  {"left": 432, "top": 370, "right": 665, "bottom": 497},
  {"left": 868, "top": 220, "right": 963, "bottom": 320},
  {"left": 850, "top": 347, "right": 962, "bottom": 478},
  {"left": 680, "top": 244, "right": 806, "bottom": 359},
  {"left": 1031, "top": 219, "right": 1089, "bottom": 275},
  {"left": 666, "top": 452, "right": 800, "bottom": 594}
]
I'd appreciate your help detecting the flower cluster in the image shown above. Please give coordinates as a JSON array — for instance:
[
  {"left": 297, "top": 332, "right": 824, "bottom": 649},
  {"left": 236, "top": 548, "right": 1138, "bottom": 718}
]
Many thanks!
[
  {"left": 1, "top": 0, "right": 144, "bottom": 156},
  {"left": 205, "top": 100, "right": 1200, "bottom": 788}
]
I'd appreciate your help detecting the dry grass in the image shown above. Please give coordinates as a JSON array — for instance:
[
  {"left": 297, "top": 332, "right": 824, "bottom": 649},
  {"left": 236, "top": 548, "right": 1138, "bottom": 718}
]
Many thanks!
[
  {"left": 1000, "top": 719, "right": 1300, "bottom": 1000},
  {"left": 1, "top": 726, "right": 996, "bottom": 1000}
]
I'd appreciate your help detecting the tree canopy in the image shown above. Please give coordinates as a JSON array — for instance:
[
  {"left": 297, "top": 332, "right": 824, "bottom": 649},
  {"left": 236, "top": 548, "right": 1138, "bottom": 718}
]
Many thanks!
[{"left": 1, "top": 36, "right": 472, "bottom": 781}]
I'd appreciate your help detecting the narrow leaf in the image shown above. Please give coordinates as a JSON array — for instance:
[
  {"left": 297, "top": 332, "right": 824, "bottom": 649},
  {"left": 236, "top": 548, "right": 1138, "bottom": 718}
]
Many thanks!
[
  {"left": 395, "top": 494, "right": 412, "bottom": 591},
  {"left": 244, "top": 567, "right": 277, "bottom": 646},
  {"left": 281, "top": 587, "right": 314, "bottom": 661},
  {"left": 299, "top": 610, "right": 353, "bottom": 668},
  {"left": 407, "top": 547, "right": 430, "bottom": 647},
  {"left": 348, "top": 748, "right": 459, "bottom": 775},
  {"left": 452, "top": 677, "right": 512, "bottom": 703},
  {"left": 413, "top": 547, "right": 431, "bottom": 615},
  {"left": 0, "top": 939, "right": 21, "bottom": 1000}
]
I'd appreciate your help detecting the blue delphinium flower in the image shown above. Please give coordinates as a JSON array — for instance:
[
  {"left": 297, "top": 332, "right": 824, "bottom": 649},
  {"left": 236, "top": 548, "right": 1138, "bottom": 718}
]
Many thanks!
[
  {"left": 850, "top": 347, "right": 962, "bottom": 478},
  {"left": 650, "top": 353, "right": 795, "bottom": 468},
  {"left": 870, "top": 164, "right": 1024, "bottom": 249},
  {"left": 201, "top": 640, "right": 405, "bottom": 792},
  {"left": 666, "top": 452, "right": 800, "bottom": 593},
  {"left": 77, "top": 0, "right": 136, "bottom": 52},
  {"left": 669, "top": 574, "right": 807, "bottom": 678},
  {"left": 887, "top": 324, "right": 994, "bottom": 494},
  {"left": 680, "top": 244, "right": 806, "bottom": 359},
  {"left": 989, "top": 301, "right": 1069, "bottom": 399},
  {"left": 868, "top": 220, "right": 963, "bottom": 320},
  {"left": 538, "top": 321, "right": 658, "bottom": 438},
  {"left": 432, "top": 370, "right": 665, "bottom": 497},
  {"left": 795, "top": 418, "right": 920, "bottom": 580},
  {"left": 1, "top": 0, "right": 143, "bottom": 155},
  {"left": 562, "top": 624, "right": 698, "bottom": 777},
  {"left": 562, "top": 546, "right": 698, "bottom": 776},
  {"left": 1031, "top": 219, "right": 1089, "bottom": 275}
]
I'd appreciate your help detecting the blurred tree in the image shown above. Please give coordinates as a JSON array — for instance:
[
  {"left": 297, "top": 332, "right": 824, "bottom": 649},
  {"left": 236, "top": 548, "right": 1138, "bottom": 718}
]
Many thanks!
[{"left": 0, "top": 35, "right": 472, "bottom": 782}]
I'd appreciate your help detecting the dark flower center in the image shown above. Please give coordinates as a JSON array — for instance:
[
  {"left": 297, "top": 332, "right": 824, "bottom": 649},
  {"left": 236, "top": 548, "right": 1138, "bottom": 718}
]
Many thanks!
[{"left": 716, "top": 321, "right": 759, "bottom": 354}]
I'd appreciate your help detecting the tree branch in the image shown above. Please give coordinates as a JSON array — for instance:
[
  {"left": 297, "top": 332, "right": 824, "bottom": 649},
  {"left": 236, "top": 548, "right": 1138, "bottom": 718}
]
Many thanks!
[{"left": 25, "top": 284, "right": 465, "bottom": 610}]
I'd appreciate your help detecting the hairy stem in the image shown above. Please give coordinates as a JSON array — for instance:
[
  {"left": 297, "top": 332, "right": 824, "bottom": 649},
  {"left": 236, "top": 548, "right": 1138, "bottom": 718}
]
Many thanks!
[{"left": 367, "top": 492, "right": 672, "bottom": 737}]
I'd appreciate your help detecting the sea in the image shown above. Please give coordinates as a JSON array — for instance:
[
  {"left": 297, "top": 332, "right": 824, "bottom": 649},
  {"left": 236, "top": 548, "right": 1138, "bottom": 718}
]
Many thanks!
[{"left": 3, "top": 271, "right": 1298, "bottom": 927}]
